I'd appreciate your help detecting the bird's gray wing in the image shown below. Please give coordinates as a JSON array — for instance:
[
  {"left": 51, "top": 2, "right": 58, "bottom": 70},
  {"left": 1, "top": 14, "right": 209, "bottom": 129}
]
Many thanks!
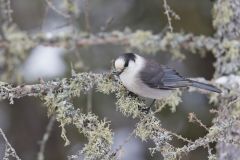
[{"left": 140, "top": 61, "right": 191, "bottom": 90}]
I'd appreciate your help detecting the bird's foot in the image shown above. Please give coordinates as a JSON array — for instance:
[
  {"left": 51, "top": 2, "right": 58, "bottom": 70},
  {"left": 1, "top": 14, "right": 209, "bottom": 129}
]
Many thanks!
[
  {"left": 150, "top": 99, "right": 156, "bottom": 108},
  {"left": 138, "top": 106, "right": 150, "bottom": 114},
  {"left": 127, "top": 91, "right": 138, "bottom": 98},
  {"left": 138, "top": 99, "right": 156, "bottom": 114}
]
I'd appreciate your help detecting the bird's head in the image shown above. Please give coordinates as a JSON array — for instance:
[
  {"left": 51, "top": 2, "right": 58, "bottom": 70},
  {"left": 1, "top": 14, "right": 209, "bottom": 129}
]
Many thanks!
[{"left": 113, "top": 53, "right": 137, "bottom": 76}]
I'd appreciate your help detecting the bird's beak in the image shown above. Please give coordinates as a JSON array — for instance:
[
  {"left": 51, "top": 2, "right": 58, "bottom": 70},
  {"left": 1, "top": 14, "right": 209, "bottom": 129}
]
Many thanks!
[
  {"left": 112, "top": 70, "right": 121, "bottom": 76},
  {"left": 111, "top": 67, "right": 124, "bottom": 76}
]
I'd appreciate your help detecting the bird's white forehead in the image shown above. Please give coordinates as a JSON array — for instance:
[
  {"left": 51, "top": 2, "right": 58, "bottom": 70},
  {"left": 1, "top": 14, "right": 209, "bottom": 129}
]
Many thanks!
[{"left": 114, "top": 58, "right": 125, "bottom": 70}]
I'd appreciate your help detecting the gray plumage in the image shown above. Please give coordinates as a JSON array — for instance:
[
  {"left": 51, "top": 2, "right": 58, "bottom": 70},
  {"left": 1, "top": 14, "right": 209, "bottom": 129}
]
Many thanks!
[
  {"left": 114, "top": 53, "right": 221, "bottom": 99},
  {"left": 140, "top": 59, "right": 221, "bottom": 93}
]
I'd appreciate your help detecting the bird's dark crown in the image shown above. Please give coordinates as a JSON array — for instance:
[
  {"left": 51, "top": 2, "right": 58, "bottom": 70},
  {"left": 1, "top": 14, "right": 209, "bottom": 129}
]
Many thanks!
[
  {"left": 121, "top": 53, "right": 136, "bottom": 67},
  {"left": 122, "top": 53, "right": 136, "bottom": 62}
]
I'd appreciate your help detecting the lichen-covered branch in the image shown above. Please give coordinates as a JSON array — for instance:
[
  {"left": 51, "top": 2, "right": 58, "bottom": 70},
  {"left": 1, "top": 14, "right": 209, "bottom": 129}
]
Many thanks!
[
  {"left": 0, "top": 0, "right": 13, "bottom": 25},
  {"left": 0, "top": 73, "right": 114, "bottom": 159},
  {"left": 1, "top": 25, "right": 240, "bottom": 81},
  {"left": 211, "top": 0, "right": 240, "bottom": 158},
  {"left": 213, "top": 0, "right": 240, "bottom": 39},
  {"left": 0, "top": 0, "right": 240, "bottom": 159},
  {"left": 2, "top": 71, "right": 180, "bottom": 159},
  {"left": 1, "top": 70, "right": 237, "bottom": 159},
  {"left": 0, "top": 27, "right": 220, "bottom": 57}
]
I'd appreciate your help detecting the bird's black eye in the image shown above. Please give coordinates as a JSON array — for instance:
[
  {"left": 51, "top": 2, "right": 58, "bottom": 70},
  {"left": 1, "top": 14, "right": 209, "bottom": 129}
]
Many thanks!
[{"left": 124, "top": 61, "right": 129, "bottom": 67}]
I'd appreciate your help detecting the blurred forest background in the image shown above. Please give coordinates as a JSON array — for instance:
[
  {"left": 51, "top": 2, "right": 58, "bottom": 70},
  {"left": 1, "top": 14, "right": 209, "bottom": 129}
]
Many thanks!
[{"left": 0, "top": 0, "right": 226, "bottom": 160}]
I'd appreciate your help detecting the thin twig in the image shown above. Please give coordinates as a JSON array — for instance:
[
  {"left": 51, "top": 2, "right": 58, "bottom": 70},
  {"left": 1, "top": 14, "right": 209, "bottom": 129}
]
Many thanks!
[
  {"left": 0, "top": 0, "right": 13, "bottom": 24},
  {"left": 162, "top": 0, "right": 180, "bottom": 32},
  {"left": 44, "top": 0, "right": 71, "bottom": 18},
  {"left": 5, "top": 0, "right": 13, "bottom": 23},
  {"left": 37, "top": 115, "right": 56, "bottom": 160},
  {"left": 101, "top": 16, "right": 114, "bottom": 31},
  {"left": 207, "top": 144, "right": 216, "bottom": 159},
  {"left": 160, "top": 127, "right": 194, "bottom": 144},
  {"left": 87, "top": 89, "right": 93, "bottom": 112},
  {"left": 0, "top": 128, "right": 21, "bottom": 160},
  {"left": 110, "top": 130, "right": 135, "bottom": 158},
  {"left": 188, "top": 112, "right": 209, "bottom": 132},
  {"left": 84, "top": 0, "right": 91, "bottom": 32},
  {"left": 152, "top": 100, "right": 168, "bottom": 114}
]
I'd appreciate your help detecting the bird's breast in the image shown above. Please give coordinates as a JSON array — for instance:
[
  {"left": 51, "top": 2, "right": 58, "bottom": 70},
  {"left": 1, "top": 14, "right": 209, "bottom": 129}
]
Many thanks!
[{"left": 120, "top": 72, "right": 171, "bottom": 99}]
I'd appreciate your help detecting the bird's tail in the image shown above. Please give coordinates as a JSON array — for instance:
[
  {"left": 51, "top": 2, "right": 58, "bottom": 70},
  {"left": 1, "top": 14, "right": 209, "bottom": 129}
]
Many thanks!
[{"left": 190, "top": 80, "right": 221, "bottom": 93}]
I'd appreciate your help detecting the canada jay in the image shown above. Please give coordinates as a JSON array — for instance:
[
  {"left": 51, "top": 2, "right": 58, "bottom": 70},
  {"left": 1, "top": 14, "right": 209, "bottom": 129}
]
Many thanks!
[{"left": 113, "top": 53, "right": 221, "bottom": 99}]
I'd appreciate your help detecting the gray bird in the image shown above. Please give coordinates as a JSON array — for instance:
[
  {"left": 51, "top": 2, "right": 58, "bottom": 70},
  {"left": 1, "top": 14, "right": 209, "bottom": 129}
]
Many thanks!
[{"left": 113, "top": 53, "right": 221, "bottom": 99}]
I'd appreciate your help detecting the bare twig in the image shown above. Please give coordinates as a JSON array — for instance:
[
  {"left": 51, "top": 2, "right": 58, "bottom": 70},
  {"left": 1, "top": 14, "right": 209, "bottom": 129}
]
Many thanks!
[
  {"left": 87, "top": 89, "right": 93, "bottom": 112},
  {"left": 110, "top": 130, "right": 135, "bottom": 158},
  {"left": 165, "top": 129, "right": 193, "bottom": 144},
  {"left": 207, "top": 144, "right": 216, "bottom": 160},
  {"left": 152, "top": 100, "right": 168, "bottom": 114},
  {"left": 188, "top": 112, "right": 209, "bottom": 132},
  {"left": 0, "top": 128, "right": 21, "bottom": 160},
  {"left": 44, "top": 0, "right": 71, "bottom": 18},
  {"left": 162, "top": 0, "right": 180, "bottom": 32},
  {"left": 101, "top": 16, "right": 114, "bottom": 31},
  {"left": 0, "top": 0, "right": 13, "bottom": 24},
  {"left": 37, "top": 115, "right": 56, "bottom": 160},
  {"left": 84, "top": 0, "right": 91, "bottom": 32}
]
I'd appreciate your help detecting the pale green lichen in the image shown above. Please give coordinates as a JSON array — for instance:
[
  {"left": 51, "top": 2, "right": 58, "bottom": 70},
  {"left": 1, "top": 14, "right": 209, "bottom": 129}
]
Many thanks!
[
  {"left": 212, "top": 0, "right": 233, "bottom": 27},
  {"left": 0, "top": 70, "right": 238, "bottom": 160},
  {"left": 135, "top": 116, "right": 153, "bottom": 141},
  {"left": 115, "top": 92, "right": 145, "bottom": 118},
  {"left": 40, "top": 73, "right": 114, "bottom": 159},
  {"left": 97, "top": 74, "right": 145, "bottom": 118},
  {"left": 155, "top": 90, "right": 182, "bottom": 113},
  {"left": 68, "top": 72, "right": 97, "bottom": 96},
  {"left": 208, "top": 154, "right": 217, "bottom": 160},
  {"left": 129, "top": 30, "right": 161, "bottom": 54},
  {"left": 135, "top": 115, "right": 176, "bottom": 159},
  {"left": 231, "top": 100, "right": 240, "bottom": 117},
  {"left": 222, "top": 40, "right": 240, "bottom": 59},
  {"left": 63, "top": 0, "right": 78, "bottom": 15},
  {"left": 1, "top": 24, "right": 35, "bottom": 82},
  {"left": 43, "top": 94, "right": 73, "bottom": 146},
  {"left": 76, "top": 115, "right": 113, "bottom": 159},
  {"left": 0, "top": 0, "right": 239, "bottom": 158},
  {"left": 209, "top": 92, "right": 221, "bottom": 105},
  {"left": 128, "top": 30, "right": 186, "bottom": 59},
  {"left": 0, "top": 0, "right": 13, "bottom": 24},
  {"left": 208, "top": 125, "right": 222, "bottom": 138},
  {"left": 216, "top": 40, "right": 240, "bottom": 74},
  {"left": 96, "top": 74, "right": 120, "bottom": 94}
]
